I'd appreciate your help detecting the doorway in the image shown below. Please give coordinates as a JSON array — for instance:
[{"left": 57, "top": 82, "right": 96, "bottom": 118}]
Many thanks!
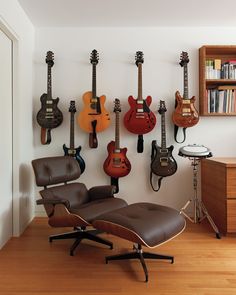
[{"left": 0, "top": 28, "right": 13, "bottom": 248}]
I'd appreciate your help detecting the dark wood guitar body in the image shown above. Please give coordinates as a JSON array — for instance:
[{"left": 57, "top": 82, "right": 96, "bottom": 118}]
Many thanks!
[
  {"left": 36, "top": 51, "right": 63, "bottom": 138},
  {"left": 124, "top": 95, "right": 156, "bottom": 134},
  {"left": 103, "top": 141, "right": 131, "bottom": 178},
  {"left": 37, "top": 94, "right": 63, "bottom": 129},
  {"left": 150, "top": 100, "right": 177, "bottom": 185},
  {"left": 151, "top": 142, "right": 177, "bottom": 177},
  {"left": 172, "top": 91, "right": 199, "bottom": 128},
  {"left": 63, "top": 144, "right": 85, "bottom": 174}
]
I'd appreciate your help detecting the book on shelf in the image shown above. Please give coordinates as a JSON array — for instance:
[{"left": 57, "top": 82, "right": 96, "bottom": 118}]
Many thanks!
[
  {"left": 205, "top": 59, "right": 221, "bottom": 79},
  {"left": 206, "top": 87, "right": 236, "bottom": 113},
  {"left": 205, "top": 59, "right": 236, "bottom": 80}
]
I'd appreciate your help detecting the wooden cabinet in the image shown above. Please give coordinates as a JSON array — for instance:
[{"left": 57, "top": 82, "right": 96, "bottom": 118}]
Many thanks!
[
  {"left": 199, "top": 45, "right": 236, "bottom": 116},
  {"left": 201, "top": 158, "right": 236, "bottom": 235}
]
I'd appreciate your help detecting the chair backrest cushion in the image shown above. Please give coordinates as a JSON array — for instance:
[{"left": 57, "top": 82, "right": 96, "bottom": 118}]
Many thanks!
[{"left": 32, "top": 156, "right": 81, "bottom": 187}]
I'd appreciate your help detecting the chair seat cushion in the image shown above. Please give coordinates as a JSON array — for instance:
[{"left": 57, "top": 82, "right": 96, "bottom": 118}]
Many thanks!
[
  {"left": 70, "top": 197, "right": 127, "bottom": 223},
  {"left": 92, "top": 202, "right": 186, "bottom": 248}
]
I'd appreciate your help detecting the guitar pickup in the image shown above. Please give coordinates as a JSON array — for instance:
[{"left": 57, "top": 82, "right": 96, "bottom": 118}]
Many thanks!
[
  {"left": 182, "top": 100, "right": 190, "bottom": 104},
  {"left": 160, "top": 149, "right": 168, "bottom": 153},
  {"left": 137, "top": 100, "right": 144, "bottom": 104},
  {"left": 46, "top": 101, "right": 53, "bottom": 104},
  {"left": 137, "top": 109, "right": 144, "bottom": 113},
  {"left": 182, "top": 108, "right": 190, "bottom": 112},
  {"left": 68, "top": 150, "right": 76, "bottom": 155},
  {"left": 46, "top": 108, "right": 53, "bottom": 112},
  {"left": 160, "top": 157, "right": 168, "bottom": 166}
]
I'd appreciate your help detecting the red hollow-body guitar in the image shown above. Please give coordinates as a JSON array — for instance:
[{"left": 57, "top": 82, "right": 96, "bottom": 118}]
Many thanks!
[
  {"left": 103, "top": 99, "right": 131, "bottom": 178},
  {"left": 124, "top": 51, "right": 156, "bottom": 134}
]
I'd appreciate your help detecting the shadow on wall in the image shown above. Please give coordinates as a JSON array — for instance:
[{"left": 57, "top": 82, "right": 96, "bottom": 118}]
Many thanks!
[
  {"left": 0, "top": 206, "right": 13, "bottom": 249},
  {"left": 19, "top": 163, "right": 33, "bottom": 233}
]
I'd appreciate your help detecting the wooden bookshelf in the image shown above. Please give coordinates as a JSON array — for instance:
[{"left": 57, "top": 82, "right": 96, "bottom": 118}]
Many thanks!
[{"left": 199, "top": 45, "right": 236, "bottom": 116}]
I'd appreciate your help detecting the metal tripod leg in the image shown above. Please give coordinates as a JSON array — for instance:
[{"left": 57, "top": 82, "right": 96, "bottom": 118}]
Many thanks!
[
  {"left": 180, "top": 200, "right": 195, "bottom": 223},
  {"left": 179, "top": 156, "right": 221, "bottom": 239},
  {"left": 199, "top": 201, "right": 221, "bottom": 239}
]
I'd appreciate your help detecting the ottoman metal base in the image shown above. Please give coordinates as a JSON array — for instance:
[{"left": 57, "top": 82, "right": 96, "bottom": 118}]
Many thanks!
[{"left": 106, "top": 244, "right": 174, "bottom": 282}]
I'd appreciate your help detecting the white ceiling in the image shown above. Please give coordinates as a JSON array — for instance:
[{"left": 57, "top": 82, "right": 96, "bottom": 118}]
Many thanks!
[{"left": 18, "top": 0, "right": 236, "bottom": 27}]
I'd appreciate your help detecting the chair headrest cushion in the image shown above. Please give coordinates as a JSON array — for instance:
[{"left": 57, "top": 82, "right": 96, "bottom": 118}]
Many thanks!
[{"left": 32, "top": 156, "right": 81, "bottom": 186}]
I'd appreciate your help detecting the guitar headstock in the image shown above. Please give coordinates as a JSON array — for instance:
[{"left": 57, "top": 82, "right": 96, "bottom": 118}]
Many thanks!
[
  {"left": 114, "top": 98, "right": 121, "bottom": 113},
  {"left": 179, "top": 51, "right": 189, "bottom": 67},
  {"left": 90, "top": 49, "right": 99, "bottom": 65},
  {"left": 46, "top": 51, "right": 54, "bottom": 67},
  {"left": 158, "top": 100, "right": 167, "bottom": 115},
  {"left": 69, "top": 100, "right": 76, "bottom": 113},
  {"left": 135, "top": 51, "right": 144, "bottom": 67}
]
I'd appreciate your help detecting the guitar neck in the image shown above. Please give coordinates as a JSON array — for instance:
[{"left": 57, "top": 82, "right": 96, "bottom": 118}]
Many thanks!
[
  {"left": 70, "top": 112, "right": 75, "bottom": 149},
  {"left": 137, "top": 63, "right": 143, "bottom": 101},
  {"left": 183, "top": 64, "right": 189, "bottom": 99},
  {"left": 115, "top": 112, "right": 120, "bottom": 151},
  {"left": 47, "top": 65, "right": 52, "bottom": 99},
  {"left": 92, "top": 64, "right": 97, "bottom": 98},
  {"left": 161, "top": 112, "right": 167, "bottom": 149}
]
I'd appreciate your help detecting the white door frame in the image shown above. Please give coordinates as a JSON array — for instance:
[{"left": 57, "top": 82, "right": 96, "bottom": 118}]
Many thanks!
[{"left": 0, "top": 16, "right": 20, "bottom": 237}]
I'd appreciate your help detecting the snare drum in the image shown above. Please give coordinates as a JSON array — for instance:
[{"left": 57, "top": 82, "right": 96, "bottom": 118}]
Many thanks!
[{"left": 178, "top": 144, "right": 212, "bottom": 158}]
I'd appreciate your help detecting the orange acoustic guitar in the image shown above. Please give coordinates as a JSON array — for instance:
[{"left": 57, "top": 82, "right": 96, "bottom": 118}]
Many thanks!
[
  {"left": 77, "top": 50, "right": 110, "bottom": 148},
  {"left": 103, "top": 99, "right": 131, "bottom": 178},
  {"left": 172, "top": 51, "right": 199, "bottom": 129}
]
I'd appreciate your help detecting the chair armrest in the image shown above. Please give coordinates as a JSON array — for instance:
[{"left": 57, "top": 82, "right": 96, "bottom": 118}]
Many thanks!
[
  {"left": 36, "top": 198, "right": 70, "bottom": 209},
  {"left": 88, "top": 185, "right": 115, "bottom": 201}
]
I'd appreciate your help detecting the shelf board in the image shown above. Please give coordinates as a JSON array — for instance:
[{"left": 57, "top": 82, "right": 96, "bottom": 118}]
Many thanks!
[
  {"left": 206, "top": 79, "right": 236, "bottom": 85},
  {"left": 201, "top": 112, "right": 236, "bottom": 116}
]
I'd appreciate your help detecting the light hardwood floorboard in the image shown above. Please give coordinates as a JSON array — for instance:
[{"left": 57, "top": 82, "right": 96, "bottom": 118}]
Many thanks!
[{"left": 0, "top": 218, "right": 236, "bottom": 294}]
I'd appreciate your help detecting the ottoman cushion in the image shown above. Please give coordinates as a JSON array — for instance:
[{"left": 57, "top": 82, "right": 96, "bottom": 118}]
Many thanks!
[{"left": 93, "top": 202, "right": 186, "bottom": 248}]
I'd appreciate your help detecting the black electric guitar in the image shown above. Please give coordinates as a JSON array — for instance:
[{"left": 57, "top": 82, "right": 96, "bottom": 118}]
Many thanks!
[
  {"left": 37, "top": 51, "right": 63, "bottom": 144},
  {"left": 63, "top": 101, "right": 85, "bottom": 174},
  {"left": 150, "top": 100, "right": 177, "bottom": 191}
]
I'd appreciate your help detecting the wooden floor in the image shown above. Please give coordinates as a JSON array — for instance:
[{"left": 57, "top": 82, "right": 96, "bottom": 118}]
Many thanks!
[{"left": 0, "top": 218, "right": 236, "bottom": 295}]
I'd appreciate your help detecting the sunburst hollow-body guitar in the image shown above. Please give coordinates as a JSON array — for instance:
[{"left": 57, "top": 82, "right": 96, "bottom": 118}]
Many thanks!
[{"left": 103, "top": 99, "right": 131, "bottom": 178}]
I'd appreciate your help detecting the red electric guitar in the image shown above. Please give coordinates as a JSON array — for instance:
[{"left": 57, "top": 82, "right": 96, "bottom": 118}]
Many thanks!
[
  {"left": 103, "top": 99, "right": 131, "bottom": 178},
  {"left": 123, "top": 51, "right": 156, "bottom": 152}
]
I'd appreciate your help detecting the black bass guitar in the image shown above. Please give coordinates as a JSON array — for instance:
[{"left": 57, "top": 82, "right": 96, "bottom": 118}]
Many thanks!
[
  {"left": 150, "top": 100, "right": 177, "bottom": 191},
  {"left": 37, "top": 51, "right": 63, "bottom": 144},
  {"left": 63, "top": 100, "right": 85, "bottom": 174}
]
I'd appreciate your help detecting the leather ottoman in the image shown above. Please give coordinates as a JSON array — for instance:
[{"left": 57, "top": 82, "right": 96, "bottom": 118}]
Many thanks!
[{"left": 93, "top": 202, "right": 186, "bottom": 282}]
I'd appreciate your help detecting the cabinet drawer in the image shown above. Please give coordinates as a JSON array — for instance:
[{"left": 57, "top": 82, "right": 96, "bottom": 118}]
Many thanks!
[{"left": 227, "top": 199, "right": 236, "bottom": 232}]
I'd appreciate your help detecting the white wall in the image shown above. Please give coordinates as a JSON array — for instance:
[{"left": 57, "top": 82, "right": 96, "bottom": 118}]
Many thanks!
[
  {"left": 34, "top": 27, "right": 236, "bottom": 215},
  {"left": 0, "top": 0, "right": 35, "bottom": 238}
]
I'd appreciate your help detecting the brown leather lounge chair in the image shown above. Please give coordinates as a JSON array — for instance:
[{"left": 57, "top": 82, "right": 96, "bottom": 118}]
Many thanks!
[{"left": 32, "top": 156, "right": 127, "bottom": 256}]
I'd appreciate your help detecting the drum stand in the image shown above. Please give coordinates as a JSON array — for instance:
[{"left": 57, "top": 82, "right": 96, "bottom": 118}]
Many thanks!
[{"left": 180, "top": 157, "right": 221, "bottom": 239}]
